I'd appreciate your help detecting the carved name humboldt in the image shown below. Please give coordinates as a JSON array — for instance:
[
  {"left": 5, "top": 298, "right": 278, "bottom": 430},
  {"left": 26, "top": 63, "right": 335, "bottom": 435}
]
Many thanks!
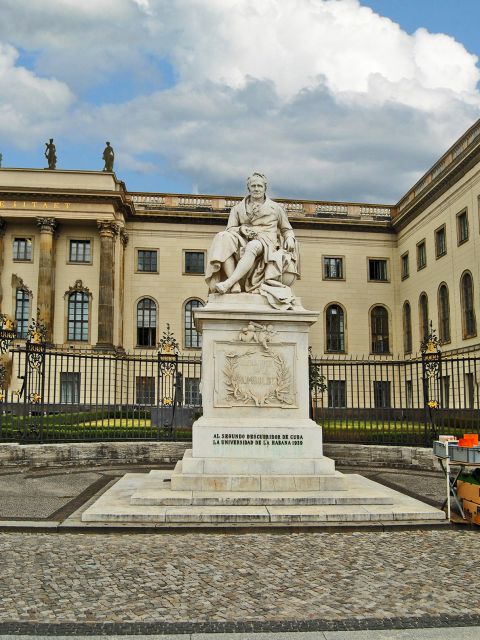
[{"left": 214, "top": 324, "right": 296, "bottom": 408}]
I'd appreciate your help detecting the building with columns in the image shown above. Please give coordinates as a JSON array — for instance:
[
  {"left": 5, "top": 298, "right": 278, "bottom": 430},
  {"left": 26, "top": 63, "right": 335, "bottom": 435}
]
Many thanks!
[{"left": 1, "top": 118, "right": 480, "bottom": 365}]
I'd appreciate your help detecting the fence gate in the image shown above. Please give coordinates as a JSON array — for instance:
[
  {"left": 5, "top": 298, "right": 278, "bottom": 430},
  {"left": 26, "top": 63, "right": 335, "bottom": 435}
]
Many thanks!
[
  {"left": 420, "top": 324, "right": 442, "bottom": 446},
  {"left": 18, "top": 338, "right": 47, "bottom": 442}
]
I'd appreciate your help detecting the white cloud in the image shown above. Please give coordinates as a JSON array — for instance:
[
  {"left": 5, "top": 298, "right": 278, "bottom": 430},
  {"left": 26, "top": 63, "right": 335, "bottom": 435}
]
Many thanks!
[
  {"left": 0, "top": 0, "right": 479, "bottom": 201},
  {"left": 0, "top": 43, "right": 74, "bottom": 146}
]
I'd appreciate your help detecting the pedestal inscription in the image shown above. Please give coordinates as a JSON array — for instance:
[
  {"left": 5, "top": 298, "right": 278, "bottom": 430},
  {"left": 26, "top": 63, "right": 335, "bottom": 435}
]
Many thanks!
[{"left": 212, "top": 431, "right": 304, "bottom": 447}]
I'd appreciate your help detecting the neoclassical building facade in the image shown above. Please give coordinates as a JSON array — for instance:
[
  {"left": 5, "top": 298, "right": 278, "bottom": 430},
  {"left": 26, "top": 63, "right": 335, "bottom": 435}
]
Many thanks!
[{"left": 1, "top": 118, "right": 480, "bottom": 361}]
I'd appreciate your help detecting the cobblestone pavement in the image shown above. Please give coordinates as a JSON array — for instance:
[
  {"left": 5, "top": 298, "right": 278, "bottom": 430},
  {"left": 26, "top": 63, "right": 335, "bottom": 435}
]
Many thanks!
[{"left": 1, "top": 528, "right": 479, "bottom": 629}]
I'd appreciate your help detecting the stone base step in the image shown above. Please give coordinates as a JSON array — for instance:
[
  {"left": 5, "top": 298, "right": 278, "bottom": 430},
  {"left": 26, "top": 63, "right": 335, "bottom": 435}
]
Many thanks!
[
  {"left": 81, "top": 473, "right": 447, "bottom": 527},
  {"left": 170, "top": 467, "right": 347, "bottom": 492},
  {"left": 131, "top": 470, "right": 389, "bottom": 506},
  {"left": 180, "top": 450, "right": 336, "bottom": 475}
]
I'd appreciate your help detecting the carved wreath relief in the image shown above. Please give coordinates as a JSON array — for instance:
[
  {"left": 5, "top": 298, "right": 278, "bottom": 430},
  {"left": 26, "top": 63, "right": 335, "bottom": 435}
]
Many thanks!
[{"left": 218, "top": 322, "right": 295, "bottom": 407}]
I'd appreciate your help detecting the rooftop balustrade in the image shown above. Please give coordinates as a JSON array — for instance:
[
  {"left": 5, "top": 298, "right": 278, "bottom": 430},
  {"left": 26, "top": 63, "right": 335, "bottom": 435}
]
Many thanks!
[{"left": 129, "top": 192, "right": 394, "bottom": 221}]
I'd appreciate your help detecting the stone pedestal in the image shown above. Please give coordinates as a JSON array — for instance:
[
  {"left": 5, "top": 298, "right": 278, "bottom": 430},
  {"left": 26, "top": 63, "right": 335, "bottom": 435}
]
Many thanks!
[{"left": 169, "top": 293, "right": 339, "bottom": 491}]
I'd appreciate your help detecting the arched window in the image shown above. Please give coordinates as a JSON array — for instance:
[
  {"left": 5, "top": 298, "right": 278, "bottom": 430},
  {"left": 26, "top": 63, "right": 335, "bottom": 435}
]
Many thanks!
[
  {"left": 438, "top": 284, "right": 451, "bottom": 344},
  {"left": 403, "top": 301, "right": 412, "bottom": 354},
  {"left": 325, "top": 304, "right": 345, "bottom": 352},
  {"left": 137, "top": 298, "right": 157, "bottom": 347},
  {"left": 184, "top": 299, "right": 203, "bottom": 348},
  {"left": 68, "top": 291, "right": 89, "bottom": 341},
  {"left": 15, "top": 288, "right": 30, "bottom": 339},
  {"left": 419, "top": 293, "right": 429, "bottom": 343},
  {"left": 371, "top": 306, "right": 389, "bottom": 354},
  {"left": 461, "top": 271, "right": 476, "bottom": 338}
]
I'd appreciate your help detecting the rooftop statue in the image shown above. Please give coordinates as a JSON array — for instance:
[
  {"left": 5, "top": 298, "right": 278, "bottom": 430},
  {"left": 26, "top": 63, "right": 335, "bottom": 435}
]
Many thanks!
[
  {"left": 102, "top": 141, "right": 115, "bottom": 172},
  {"left": 45, "top": 139, "right": 57, "bottom": 170},
  {"left": 205, "top": 172, "right": 299, "bottom": 310}
]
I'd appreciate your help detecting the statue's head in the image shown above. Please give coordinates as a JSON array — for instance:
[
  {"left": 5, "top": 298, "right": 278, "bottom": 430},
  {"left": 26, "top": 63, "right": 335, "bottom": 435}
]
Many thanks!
[
  {"left": 106, "top": 141, "right": 110, "bottom": 146},
  {"left": 247, "top": 172, "right": 267, "bottom": 198}
]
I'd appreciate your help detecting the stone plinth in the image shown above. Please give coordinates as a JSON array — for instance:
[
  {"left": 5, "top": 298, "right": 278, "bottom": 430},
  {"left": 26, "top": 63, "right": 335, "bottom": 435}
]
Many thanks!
[
  {"left": 194, "top": 293, "right": 317, "bottom": 431},
  {"left": 168, "top": 293, "right": 337, "bottom": 492}
]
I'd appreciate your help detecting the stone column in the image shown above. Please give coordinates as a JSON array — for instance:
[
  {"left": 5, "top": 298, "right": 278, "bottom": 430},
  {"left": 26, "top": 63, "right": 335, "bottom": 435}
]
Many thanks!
[
  {"left": 0, "top": 218, "right": 6, "bottom": 312},
  {"left": 96, "top": 220, "right": 119, "bottom": 350},
  {"left": 36, "top": 217, "right": 58, "bottom": 343},
  {"left": 118, "top": 228, "right": 129, "bottom": 351}
]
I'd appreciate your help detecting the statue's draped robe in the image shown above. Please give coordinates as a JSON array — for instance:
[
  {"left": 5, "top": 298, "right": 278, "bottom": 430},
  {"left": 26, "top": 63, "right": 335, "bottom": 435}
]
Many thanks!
[{"left": 205, "top": 197, "right": 299, "bottom": 310}]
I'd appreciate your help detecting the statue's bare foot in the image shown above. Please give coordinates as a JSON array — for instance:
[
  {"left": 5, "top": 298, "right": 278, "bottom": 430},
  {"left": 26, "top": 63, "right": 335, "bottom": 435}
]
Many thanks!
[
  {"left": 215, "top": 281, "right": 230, "bottom": 294},
  {"left": 231, "top": 283, "right": 241, "bottom": 293}
]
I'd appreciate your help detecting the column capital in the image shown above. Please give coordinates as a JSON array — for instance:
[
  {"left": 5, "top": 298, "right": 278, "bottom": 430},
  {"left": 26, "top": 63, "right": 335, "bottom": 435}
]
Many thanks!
[
  {"left": 97, "top": 220, "right": 120, "bottom": 238},
  {"left": 36, "top": 217, "right": 58, "bottom": 233},
  {"left": 0, "top": 217, "right": 6, "bottom": 237}
]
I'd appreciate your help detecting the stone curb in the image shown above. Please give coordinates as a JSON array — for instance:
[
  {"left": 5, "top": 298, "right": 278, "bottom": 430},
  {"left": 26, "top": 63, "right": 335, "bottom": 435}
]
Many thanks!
[
  {"left": 1, "top": 613, "right": 480, "bottom": 635},
  {"left": 0, "top": 441, "right": 441, "bottom": 471}
]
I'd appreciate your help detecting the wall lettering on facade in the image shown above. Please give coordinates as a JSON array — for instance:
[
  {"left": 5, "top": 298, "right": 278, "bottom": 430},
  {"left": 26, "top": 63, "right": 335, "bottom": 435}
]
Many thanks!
[{"left": 0, "top": 201, "right": 71, "bottom": 210}]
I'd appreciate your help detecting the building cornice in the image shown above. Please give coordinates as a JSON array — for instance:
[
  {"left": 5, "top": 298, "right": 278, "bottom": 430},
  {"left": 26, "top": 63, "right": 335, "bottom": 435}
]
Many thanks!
[
  {"left": 393, "top": 118, "right": 480, "bottom": 230},
  {"left": 0, "top": 188, "right": 135, "bottom": 218}
]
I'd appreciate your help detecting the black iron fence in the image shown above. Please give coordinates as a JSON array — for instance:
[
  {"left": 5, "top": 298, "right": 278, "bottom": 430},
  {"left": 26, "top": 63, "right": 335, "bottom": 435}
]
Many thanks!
[
  {"left": 0, "top": 337, "right": 201, "bottom": 444},
  {"left": 310, "top": 351, "right": 480, "bottom": 446},
  {"left": 1, "top": 323, "right": 479, "bottom": 445}
]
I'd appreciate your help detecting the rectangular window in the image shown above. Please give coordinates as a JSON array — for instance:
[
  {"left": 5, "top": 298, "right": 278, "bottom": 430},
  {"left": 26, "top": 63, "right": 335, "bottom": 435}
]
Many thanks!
[
  {"left": 327, "top": 380, "right": 346, "bottom": 408},
  {"left": 457, "top": 210, "right": 469, "bottom": 244},
  {"left": 12, "top": 237, "right": 32, "bottom": 261},
  {"left": 416, "top": 240, "right": 426, "bottom": 270},
  {"left": 60, "top": 372, "right": 80, "bottom": 404},
  {"left": 185, "top": 377, "right": 202, "bottom": 406},
  {"left": 67, "top": 293, "right": 89, "bottom": 341},
  {"left": 15, "top": 288, "right": 30, "bottom": 339},
  {"left": 69, "top": 240, "right": 91, "bottom": 263},
  {"left": 441, "top": 375, "right": 450, "bottom": 409},
  {"left": 137, "top": 249, "right": 158, "bottom": 273},
  {"left": 136, "top": 376, "right": 155, "bottom": 405},
  {"left": 368, "top": 259, "right": 388, "bottom": 281},
  {"left": 184, "top": 251, "right": 205, "bottom": 274},
  {"left": 435, "top": 226, "right": 447, "bottom": 258},
  {"left": 466, "top": 372, "right": 475, "bottom": 409},
  {"left": 401, "top": 252, "right": 409, "bottom": 279},
  {"left": 406, "top": 380, "right": 413, "bottom": 408},
  {"left": 373, "top": 381, "right": 391, "bottom": 408},
  {"left": 323, "top": 256, "right": 344, "bottom": 280}
]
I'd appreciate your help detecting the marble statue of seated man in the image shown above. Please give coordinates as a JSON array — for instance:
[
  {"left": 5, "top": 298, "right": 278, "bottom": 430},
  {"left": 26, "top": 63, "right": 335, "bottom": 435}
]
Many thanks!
[{"left": 205, "top": 172, "right": 299, "bottom": 310}]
